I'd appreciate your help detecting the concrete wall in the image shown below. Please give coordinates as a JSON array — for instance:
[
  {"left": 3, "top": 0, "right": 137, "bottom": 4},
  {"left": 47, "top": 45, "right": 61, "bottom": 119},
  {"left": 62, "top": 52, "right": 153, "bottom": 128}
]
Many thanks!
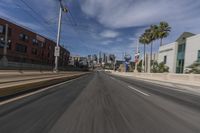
[
  {"left": 112, "top": 71, "right": 200, "bottom": 86},
  {"left": 0, "top": 61, "right": 53, "bottom": 70},
  {"left": 185, "top": 34, "right": 200, "bottom": 68},
  {"left": 158, "top": 42, "right": 177, "bottom": 73}
]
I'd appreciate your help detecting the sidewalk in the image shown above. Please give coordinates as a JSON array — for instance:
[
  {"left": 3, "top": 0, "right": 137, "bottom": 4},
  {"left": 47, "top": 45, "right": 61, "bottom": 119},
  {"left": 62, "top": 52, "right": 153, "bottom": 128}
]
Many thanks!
[
  {"left": 111, "top": 71, "right": 200, "bottom": 95},
  {"left": 0, "top": 71, "right": 80, "bottom": 83},
  {"left": 0, "top": 71, "right": 89, "bottom": 98},
  {"left": 111, "top": 71, "right": 200, "bottom": 87}
]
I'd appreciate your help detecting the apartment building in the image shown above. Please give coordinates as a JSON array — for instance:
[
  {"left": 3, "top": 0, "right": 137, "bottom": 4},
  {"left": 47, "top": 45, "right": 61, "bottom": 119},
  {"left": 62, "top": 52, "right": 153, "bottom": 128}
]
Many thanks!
[{"left": 0, "top": 17, "right": 70, "bottom": 67}]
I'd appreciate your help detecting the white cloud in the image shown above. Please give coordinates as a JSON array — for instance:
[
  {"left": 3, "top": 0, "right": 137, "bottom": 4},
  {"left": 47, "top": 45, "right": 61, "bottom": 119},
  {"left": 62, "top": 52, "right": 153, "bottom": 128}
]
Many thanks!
[
  {"left": 101, "top": 40, "right": 113, "bottom": 45},
  {"left": 116, "top": 38, "right": 123, "bottom": 42},
  {"left": 100, "top": 30, "right": 120, "bottom": 38},
  {"left": 128, "top": 37, "right": 136, "bottom": 41},
  {"left": 80, "top": 0, "right": 200, "bottom": 32}
]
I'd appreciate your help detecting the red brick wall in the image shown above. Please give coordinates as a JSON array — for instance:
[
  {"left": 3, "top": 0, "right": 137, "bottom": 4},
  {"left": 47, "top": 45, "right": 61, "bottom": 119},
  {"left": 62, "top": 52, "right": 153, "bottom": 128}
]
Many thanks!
[{"left": 0, "top": 17, "right": 70, "bottom": 66}]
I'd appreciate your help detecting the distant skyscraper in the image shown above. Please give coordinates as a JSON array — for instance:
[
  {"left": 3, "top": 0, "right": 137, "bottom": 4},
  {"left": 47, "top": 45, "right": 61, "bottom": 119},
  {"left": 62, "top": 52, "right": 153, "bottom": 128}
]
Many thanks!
[
  {"left": 93, "top": 54, "right": 98, "bottom": 62},
  {"left": 88, "top": 55, "right": 92, "bottom": 62},
  {"left": 103, "top": 53, "right": 108, "bottom": 64},
  {"left": 99, "top": 52, "right": 102, "bottom": 64}
]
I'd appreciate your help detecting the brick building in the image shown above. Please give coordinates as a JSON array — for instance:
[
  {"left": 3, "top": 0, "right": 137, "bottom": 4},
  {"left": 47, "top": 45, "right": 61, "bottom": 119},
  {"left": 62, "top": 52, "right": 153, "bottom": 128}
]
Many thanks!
[{"left": 0, "top": 17, "right": 70, "bottom": 67}]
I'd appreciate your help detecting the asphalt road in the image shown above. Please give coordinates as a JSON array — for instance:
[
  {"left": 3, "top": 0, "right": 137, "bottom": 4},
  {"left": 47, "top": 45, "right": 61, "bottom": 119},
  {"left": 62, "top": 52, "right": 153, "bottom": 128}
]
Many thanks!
[{"left": 0, "top": 71, "right": 200, "bottom": 133}]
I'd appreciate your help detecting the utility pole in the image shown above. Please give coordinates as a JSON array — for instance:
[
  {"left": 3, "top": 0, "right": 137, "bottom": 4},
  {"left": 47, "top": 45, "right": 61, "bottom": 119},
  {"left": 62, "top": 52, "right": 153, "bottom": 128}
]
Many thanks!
[
  {"left": 134, "top": 39, "right": 139, "bottom": 73},
  {"left": 113, "top": 55, "right": 116, "bottom": 71},
  {"left": 1, "top": 24, "right": 8, "bottom": 66},
  {"left": 54, "top": 0, "right": 68, "bottom": 72}
]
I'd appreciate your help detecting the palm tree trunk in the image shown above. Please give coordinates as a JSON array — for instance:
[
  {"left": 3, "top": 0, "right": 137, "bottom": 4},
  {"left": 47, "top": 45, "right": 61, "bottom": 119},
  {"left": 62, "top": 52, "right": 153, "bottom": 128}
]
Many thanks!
[
  {"left": 160, "top": 38, "right": 163, "bottom": 46},
  {"left": 144, "top": 44, "right": 146, "bottom": 72},
  {"left": 150, "top": 42, "right": 153, "bottom": 71}
]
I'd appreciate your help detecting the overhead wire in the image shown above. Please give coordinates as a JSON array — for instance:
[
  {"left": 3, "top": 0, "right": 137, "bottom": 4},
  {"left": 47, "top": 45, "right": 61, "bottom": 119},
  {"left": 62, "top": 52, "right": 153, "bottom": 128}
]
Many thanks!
[{"left": 18, "top": 0, "right": 57, "bottom": 37}]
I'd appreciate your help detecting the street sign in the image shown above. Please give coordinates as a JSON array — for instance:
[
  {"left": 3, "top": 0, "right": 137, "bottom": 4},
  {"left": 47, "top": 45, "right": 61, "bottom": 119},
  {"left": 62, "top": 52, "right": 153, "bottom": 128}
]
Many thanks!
[{"left": 54, "top": 46, "right": 60, "bottom": 57}]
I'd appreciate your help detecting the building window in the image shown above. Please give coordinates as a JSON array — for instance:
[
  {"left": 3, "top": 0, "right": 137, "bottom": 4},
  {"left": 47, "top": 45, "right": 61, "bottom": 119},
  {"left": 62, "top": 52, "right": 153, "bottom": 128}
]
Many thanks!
[
  {"left": 48, "top": 45, "right": 51, "bottom": 50},
  {"left": 0, "top": 25, "right": 12, "bottom": 36},
  {"left": 0, "top": 38, "right": 12, "bottom": 49},
  {"left": 37, "top": 41, "right": 45, "bottom": 48},
  {"left": 32, "top": 48, "right": 38, "bottom": 55},
  {"left": 176, "top": 43, "right": 186, "bottom": 73},
  {"left": 41, "top": 51, "right": 44, "bottom": 57},
  {"left": 19, "top": 33, "right": 29, "bottom": 41},
  {"left": 8, "top": 28, "right": 12, "bottom": 36},
  {"left": 16, "top": 44, "right": 27, "bottom": 53},
  {"left": 32, "top": 39, "right": 38, "bottom": 45},
  {"left": 40, "top": 42, "right": 45, "bottom": 48},
  {"left": 47, "top": 53, "right": 50, "bottom": 58},
  {"left": 0, "top": 25, "right": 3, "bottom": 33},
  {"left": 198, "top": 50, "right": 200, "bottom": 62},
  {"left": 164, "top": 56, "right": 167, "bottom": 64}
]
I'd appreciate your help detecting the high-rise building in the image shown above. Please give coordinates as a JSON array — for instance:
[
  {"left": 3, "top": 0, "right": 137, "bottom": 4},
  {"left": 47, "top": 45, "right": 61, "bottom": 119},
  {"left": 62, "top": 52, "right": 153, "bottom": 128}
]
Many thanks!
[
  {"left": 103, "top": 53, "right": 107, "bottom": 63},
  {"left": 99, "top": 52, "right": 102, "bottom": 64},
  {"left": 92, "top": 54, "right": 98, "bottom": 64}
]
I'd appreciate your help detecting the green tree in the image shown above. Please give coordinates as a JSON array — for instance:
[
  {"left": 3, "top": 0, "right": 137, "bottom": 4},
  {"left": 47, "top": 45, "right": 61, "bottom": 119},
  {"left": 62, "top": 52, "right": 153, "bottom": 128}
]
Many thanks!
[
  {"left": 186, "top": 60, "right": 200, "bottom": 74},
  {"left": 158, "top": 22, "right": 171, "bottom": 46},
  {"left": 151, "top": 61, "right": 169, "bottom": 73}
]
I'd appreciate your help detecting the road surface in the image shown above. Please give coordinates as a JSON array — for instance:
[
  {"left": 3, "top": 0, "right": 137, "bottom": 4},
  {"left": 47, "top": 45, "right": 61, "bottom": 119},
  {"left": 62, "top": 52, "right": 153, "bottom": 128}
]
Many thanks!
[{"left": 0, "top": 71, "right": 200, "bottom": 133}]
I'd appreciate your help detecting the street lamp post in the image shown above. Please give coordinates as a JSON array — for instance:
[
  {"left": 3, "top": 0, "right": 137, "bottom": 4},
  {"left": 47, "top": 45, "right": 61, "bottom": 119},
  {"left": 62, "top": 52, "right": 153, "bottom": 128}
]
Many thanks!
[
  {"left": 134, "top": 39, "right": 139, "bottom": 73},
  {"left": 54, "top": 6, "right": 62, "bottom": 72},
  {"left": 54, "top": 0, "right": 68, "bottom": 72}
]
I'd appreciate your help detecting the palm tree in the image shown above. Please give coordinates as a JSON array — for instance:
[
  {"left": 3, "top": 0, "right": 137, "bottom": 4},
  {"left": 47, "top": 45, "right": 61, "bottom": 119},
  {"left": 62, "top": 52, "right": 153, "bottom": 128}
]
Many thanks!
[
  {"left": 139, "top": 35, "right": 146, "bottom": 72},
  {"left": 149, "top": 25, "right": 159, "bottom": 67},
  {"left": 139, "top": 33, "right": 150, "bottom": 72},
  {"left": 158, "top": 22, "right": 171, "bottom": 46}
]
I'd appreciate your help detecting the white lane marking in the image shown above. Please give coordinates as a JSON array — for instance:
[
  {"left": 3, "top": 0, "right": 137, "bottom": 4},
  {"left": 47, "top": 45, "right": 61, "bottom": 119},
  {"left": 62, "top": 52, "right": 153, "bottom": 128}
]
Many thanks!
[
  {"left": 128, "top": 86, "right": 150, "bottom": 96},
  {"left": 0, "top": 75, "right": 87, "bottom": 106}
]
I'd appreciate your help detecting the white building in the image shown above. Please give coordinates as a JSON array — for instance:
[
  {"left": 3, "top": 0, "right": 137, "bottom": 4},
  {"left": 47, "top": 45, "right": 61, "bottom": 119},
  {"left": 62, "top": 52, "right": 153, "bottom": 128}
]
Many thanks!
[
  {"left": 158, "top": 32, "right": 200, "bottom": 73},
  {"left": 158, "top": 42, "right": 177, "bottom": 73}
]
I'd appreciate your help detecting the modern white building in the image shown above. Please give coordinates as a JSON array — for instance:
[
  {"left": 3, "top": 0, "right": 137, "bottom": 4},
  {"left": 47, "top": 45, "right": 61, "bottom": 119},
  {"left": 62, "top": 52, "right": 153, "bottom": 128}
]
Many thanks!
[{"left": 158, "top": 32, "right": 200, "bottom": 73}]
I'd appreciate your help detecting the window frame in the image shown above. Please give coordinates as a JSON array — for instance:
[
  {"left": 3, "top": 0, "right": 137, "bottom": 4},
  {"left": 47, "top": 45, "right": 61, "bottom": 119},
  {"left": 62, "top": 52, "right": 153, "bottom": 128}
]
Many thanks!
[
  {"left": 0, "top": 25, "right": 4, "bottom": 33},
  {"left": 164, "top": 55, "right": 167, "bottom": 64},
  {"left": 19, "top": 33, "right": 29, "bottom": 42},
  {"left": 198, "top": 50, "right": 200, "bottom": 61},
  {"left": 15, "top": 43, "right": 27, "bottom": 53}
]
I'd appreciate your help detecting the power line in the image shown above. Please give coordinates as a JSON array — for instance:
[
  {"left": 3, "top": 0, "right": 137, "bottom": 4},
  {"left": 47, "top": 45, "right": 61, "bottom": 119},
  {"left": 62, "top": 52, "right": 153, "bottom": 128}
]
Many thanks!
[
  {"left": 20, "top": 0, "right": 49, "bottom": 24},
  {"left": 18, "top": 0, "right": 57, "bottom": 36}
]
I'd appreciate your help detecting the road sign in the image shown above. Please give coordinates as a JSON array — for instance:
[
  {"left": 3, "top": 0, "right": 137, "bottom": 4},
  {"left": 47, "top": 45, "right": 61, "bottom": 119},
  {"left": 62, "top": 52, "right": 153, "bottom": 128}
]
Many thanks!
[{"left": 54, "top": 46, "right": 60, "bottom": 57}]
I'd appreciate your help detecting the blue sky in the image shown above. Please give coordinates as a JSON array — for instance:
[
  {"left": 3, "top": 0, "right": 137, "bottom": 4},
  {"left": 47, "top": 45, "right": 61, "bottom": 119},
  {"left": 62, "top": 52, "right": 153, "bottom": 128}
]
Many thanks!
[{"left": 0, "top": 0, "right": 200, "bottom": 60}]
